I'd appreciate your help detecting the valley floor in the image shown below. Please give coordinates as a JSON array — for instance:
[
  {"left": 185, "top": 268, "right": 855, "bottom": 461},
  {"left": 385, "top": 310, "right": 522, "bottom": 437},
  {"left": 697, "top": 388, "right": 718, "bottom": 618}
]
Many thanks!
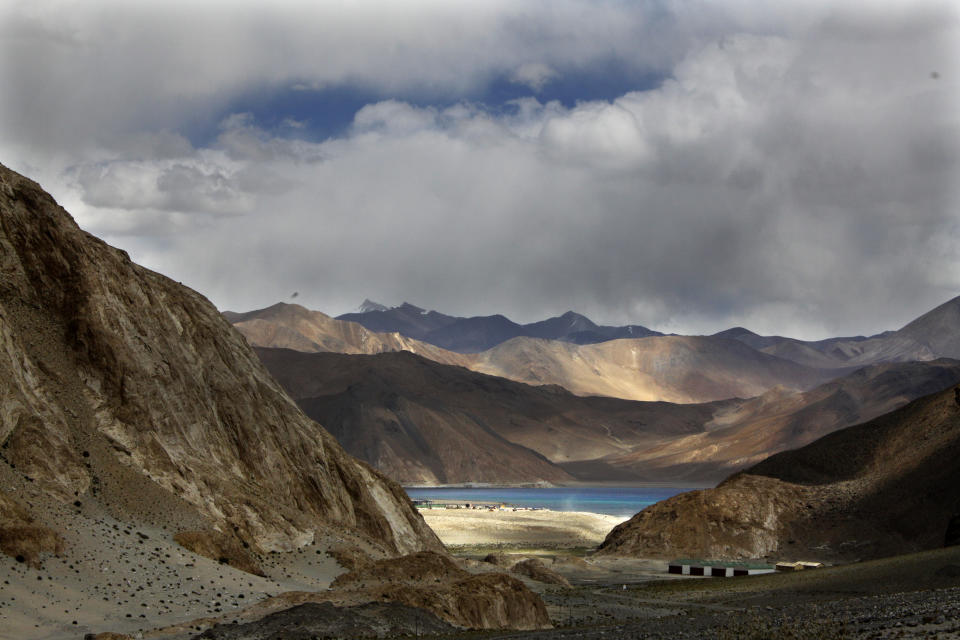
[
  {"left": 443, "top": 545, "right": 960, "bottom": 640},
  {"left": 5, "top": 485, "right": 958, "bottom": 640},
  {"left": 418, "top": 508, "right": 627, "bottom": 549}
]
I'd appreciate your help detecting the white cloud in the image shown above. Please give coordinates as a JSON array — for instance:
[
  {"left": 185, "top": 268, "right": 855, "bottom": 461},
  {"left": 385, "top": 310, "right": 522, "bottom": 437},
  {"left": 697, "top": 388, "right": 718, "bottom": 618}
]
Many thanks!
[{"left": 1, "top": 0, "right": 958, "bottom": 338}]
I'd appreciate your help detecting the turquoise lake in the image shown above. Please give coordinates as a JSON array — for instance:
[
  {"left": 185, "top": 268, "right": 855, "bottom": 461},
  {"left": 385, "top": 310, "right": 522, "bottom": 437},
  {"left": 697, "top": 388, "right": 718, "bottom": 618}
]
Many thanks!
[{"left": 403, "top": 486, "right": 696, "bottom": 518}]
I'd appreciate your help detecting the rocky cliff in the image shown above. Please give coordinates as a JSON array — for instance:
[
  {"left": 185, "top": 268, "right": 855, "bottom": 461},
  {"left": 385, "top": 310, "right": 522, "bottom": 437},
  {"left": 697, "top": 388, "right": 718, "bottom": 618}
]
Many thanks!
[
  {"left": 598, "top": 385, "right": 960, "bottom": 562},
  {"left": 0, "top": 163, "right": 441, "bottom": 556}
]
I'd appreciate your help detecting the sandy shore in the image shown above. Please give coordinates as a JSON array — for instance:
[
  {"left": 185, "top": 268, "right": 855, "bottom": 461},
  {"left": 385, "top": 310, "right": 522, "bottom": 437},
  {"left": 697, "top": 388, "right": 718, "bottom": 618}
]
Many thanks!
[{"left": 418, "top": 508, "right": 627, "bottom": 548}]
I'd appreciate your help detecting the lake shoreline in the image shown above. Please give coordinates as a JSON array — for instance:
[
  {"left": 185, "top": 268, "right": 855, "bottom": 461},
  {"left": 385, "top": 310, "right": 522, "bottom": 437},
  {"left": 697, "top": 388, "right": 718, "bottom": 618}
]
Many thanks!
[{"left": 404, "top": 485, "right": 699, "bottom": 518}]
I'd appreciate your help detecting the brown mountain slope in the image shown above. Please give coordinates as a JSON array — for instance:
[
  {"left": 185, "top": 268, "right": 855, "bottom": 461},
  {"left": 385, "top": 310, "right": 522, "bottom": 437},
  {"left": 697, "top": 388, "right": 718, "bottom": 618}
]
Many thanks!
[
  {"left": 601, "top": 359, "right": 960, "bottom": 483},
  {"left": 598, "top": 385, "right": 960, "bottom": 563},
  {"left": 470, "top": 335, "right": 834, "bottom": 403},
  {"left": 253, "top": 347, "right": 960, "bottom": 487},
  {"left": 0, "top": 163, "right": 440, "bottom": 556},
  {"left": 227, "top": 302, "right": 471, "bottom": 367},
  {"left": 253, "top": 348, "right": 722, "bottom": 485}
]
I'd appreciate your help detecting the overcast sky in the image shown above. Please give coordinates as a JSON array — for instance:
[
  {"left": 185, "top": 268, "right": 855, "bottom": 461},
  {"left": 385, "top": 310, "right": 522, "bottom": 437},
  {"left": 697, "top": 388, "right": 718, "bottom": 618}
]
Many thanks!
[{"left": 1, "top": 0, "right": 958, "bottom": 338}]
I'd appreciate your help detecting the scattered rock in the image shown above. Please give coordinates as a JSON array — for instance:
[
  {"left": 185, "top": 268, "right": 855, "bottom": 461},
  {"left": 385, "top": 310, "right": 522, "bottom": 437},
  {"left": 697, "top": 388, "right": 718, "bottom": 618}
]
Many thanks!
[
  {"left": 174, "top": 530, "right": 265, "bottom": 577},
  {"left": 0, "top": 493, "right": 65, "bottom": 567},
  {"left": 483, "top": 552, "right": 512, "bottom": 566},
  {"left": 193, "top": 601, "right": 454, "bottom": 639}
]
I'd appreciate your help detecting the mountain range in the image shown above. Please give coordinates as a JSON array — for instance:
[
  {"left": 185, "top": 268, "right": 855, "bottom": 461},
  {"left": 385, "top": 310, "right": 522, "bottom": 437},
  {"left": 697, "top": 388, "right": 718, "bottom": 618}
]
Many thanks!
[
  {"left": 337, "top": 301, "right": 661, "bottom": 352},
  {"left": 226, "top": 293, "right": 960, "bottom": 486},
  {"left": 339, "top": 297, "right": 960, "bottom": 368},
  {"left": 252, "top": 346, "right": 960, "bottom": 486},
  {"left": 232, "top": 303, "right": 843, "bottom": 404}
]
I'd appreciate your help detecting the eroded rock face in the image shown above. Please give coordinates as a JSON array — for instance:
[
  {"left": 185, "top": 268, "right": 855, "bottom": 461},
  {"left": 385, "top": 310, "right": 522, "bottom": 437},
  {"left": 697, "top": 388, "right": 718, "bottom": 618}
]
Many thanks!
[{"left": 0, "top": 163, "right": 441, "bottom": 556}]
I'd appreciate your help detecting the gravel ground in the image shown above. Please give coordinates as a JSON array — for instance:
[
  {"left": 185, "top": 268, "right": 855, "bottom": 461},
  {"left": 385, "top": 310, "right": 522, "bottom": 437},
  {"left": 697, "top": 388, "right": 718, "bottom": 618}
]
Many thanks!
[{"left": 423, "top": 546, "right": 960, "bottom": 640}]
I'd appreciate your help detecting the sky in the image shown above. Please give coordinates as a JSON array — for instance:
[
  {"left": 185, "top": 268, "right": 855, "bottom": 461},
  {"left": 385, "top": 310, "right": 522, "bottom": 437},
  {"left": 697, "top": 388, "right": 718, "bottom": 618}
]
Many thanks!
[{"left": 1, "top": 0, "right": 958, "bottom": 339}]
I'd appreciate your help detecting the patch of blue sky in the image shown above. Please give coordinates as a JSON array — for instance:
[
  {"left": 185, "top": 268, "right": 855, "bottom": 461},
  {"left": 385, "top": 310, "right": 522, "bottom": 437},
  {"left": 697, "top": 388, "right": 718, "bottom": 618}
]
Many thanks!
[{"left": 186, "top": 61, "right": 667, "bottom": 148}]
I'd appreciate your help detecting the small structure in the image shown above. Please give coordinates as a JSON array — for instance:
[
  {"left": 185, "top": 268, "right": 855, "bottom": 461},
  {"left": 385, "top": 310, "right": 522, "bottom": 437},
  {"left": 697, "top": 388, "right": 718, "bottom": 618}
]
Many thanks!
[
  {"left": 668, "top": 558, "right": 775, "bottom": 577},
  {"left": 775, "top": 561, "right": 824, "bottom": 572}
]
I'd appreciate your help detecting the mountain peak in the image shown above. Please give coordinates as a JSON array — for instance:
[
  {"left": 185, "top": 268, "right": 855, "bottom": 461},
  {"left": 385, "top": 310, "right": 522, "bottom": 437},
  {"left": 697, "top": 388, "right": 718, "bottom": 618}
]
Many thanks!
[
  {"left": 398, "top": 302, "right": 427, "bottom": 314},
  {"left": 358, "top": 298, "right": 390, "bottom": 313}
]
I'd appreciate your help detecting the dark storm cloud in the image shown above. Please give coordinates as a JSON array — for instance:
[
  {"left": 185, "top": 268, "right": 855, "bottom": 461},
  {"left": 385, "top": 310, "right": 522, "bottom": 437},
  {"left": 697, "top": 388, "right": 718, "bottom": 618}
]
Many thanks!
[{"left": 0, "top": 1, "right": 957, "bottom": 338}]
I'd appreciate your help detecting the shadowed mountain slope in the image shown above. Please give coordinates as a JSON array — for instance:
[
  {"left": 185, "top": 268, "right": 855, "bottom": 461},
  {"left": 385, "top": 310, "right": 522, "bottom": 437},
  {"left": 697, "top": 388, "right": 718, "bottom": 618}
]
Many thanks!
[
  {"left": 251, "top": 347, "right": 960, "bottom": 486},
  {"left": 253, "top": 348, "right": 722, "bottom": 485},
  {"left": 598, "top": 384, "right": 960, "bottom": 563},
  {"left": 600, "top": 359, "right": 960, "bottom": 483},
  {"left": 0, "top": 163, "right": 441, "bottom": 556}
]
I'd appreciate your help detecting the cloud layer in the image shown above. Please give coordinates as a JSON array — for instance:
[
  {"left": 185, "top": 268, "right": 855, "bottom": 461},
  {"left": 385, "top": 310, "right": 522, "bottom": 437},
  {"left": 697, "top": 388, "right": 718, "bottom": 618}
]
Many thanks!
[{"left": 1, "top": 0, "right": 958, "bottom": 338}]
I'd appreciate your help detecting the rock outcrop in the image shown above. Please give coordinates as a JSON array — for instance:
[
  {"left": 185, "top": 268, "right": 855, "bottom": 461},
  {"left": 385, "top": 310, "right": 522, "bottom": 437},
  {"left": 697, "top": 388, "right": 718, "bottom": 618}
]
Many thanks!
[
  {"left": 326, "top": 551, "right": 552, "bottom": 630},
  {"left": 0, "top": 492, "right": 64, "bottom": 567},
  {"left": 598, "top": 386, "right": 960, "bottom": 562},
  {"left": 0, "top": 163, "right": 441, "bottom": 556},
  {"left": 510, "top": 558, "right": 572, "bottom": 587}
]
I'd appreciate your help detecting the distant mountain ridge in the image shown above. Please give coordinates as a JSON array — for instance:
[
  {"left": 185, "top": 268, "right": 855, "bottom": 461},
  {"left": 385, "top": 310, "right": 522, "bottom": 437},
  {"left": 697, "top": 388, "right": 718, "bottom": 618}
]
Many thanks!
[
  {"left": 231, "top": 303, "right": 834, "bottom": 404},
  {"left": 337, "top": 301, "right": 661, "bottom": 353},
  {"left": 713, "top": 295, "right": 960, "bottom": 369}
]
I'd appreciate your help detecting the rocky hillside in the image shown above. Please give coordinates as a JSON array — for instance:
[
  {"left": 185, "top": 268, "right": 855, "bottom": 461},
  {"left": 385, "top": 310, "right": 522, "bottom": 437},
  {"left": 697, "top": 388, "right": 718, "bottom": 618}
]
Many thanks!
[
  {"left": 598, "top": 385, "right": 960, "bottom": 562},
  {"left": 0, "top": 163, "right": 441, "bottom": 556}
]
